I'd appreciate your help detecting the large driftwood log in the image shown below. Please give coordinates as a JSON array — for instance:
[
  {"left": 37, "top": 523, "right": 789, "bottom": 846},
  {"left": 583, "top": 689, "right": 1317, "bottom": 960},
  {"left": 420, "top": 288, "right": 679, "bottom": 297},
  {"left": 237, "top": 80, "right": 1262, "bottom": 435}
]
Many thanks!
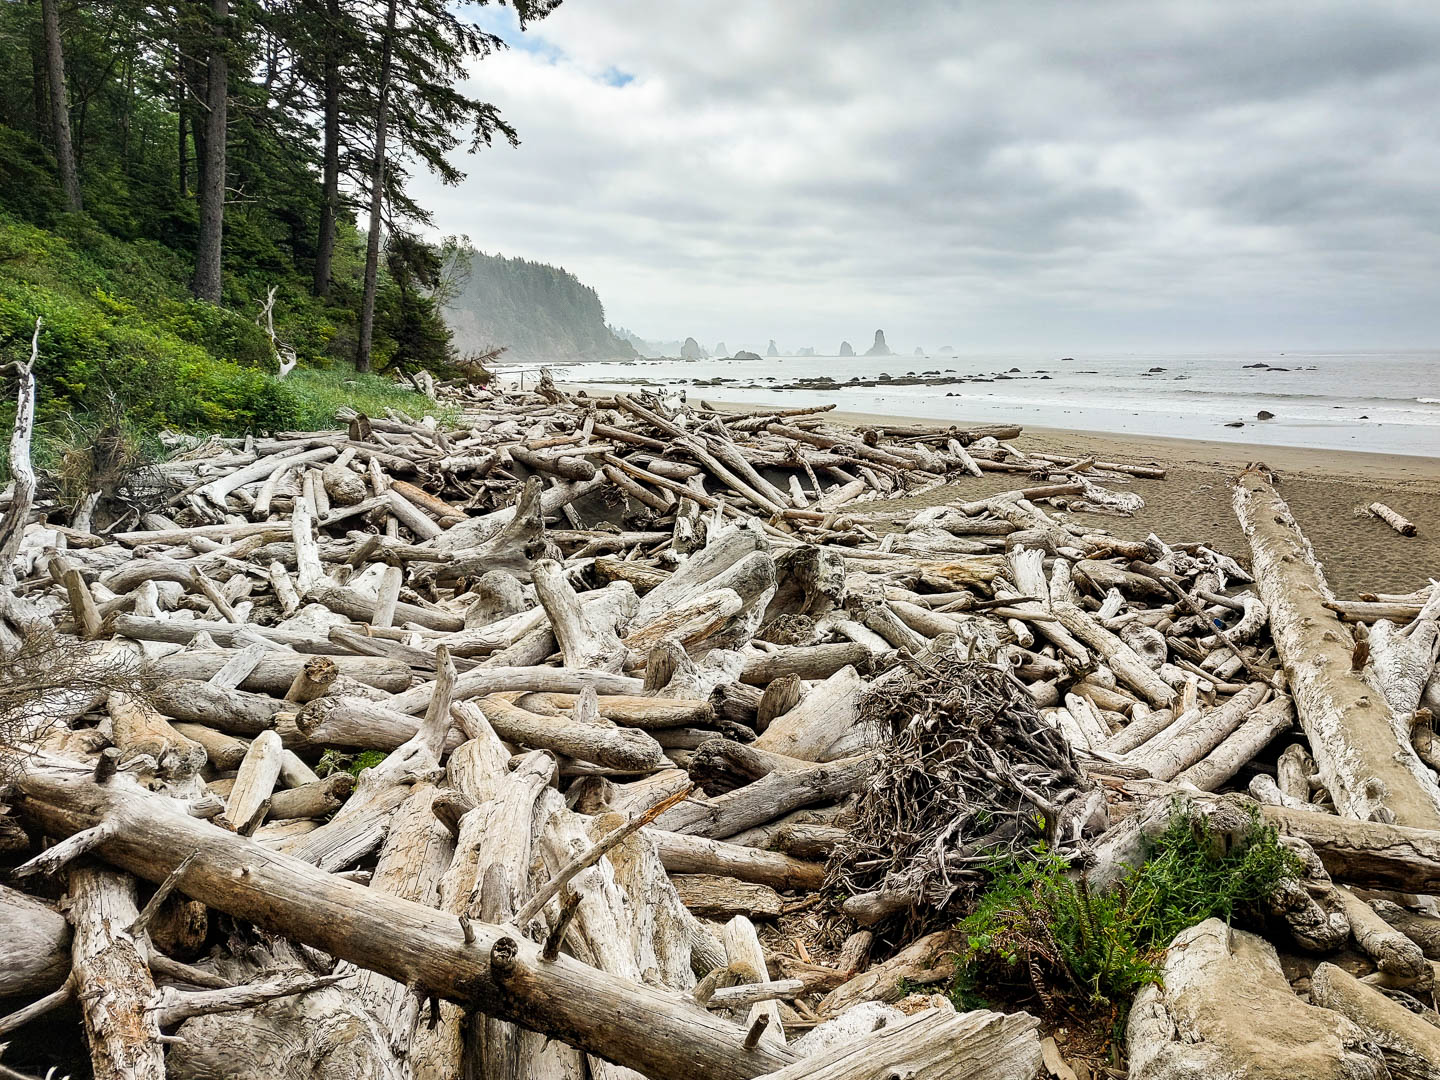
[
  {"left": 1127, "top": 682, "right": 1268, "bottom": 782},
  {"left": 1333, "top": 884, "right": 1430, "bottom": 982},
  {"left": 479, "top": 695, "right": 667, "bottom": 771},
  {"left": 674, "top": 876, "right": 784, "bottom": 919},
  {"left": 1173, "top": 697, "right": 1295, "bottom": 791},
  {"left": 1234, "top": 468, "right": 1440, "bottom": 828},
  {"left": 150, "top": 650, "right": 411, "bottom": 694},
  {"left": 149, "top": 679, "right": 285, "bottom": 735},
  {"left": 15, "top": 764, "right": 798, "bottom": 1080},
  {"left": 1261, "top": 804, "right": 1440, "bottom": 893},
  {"left": 653, "top": 752, "right": 875, "bottom": 840},
  {"left": 644, "top": 828, "right": 826, "bottom": 890}
]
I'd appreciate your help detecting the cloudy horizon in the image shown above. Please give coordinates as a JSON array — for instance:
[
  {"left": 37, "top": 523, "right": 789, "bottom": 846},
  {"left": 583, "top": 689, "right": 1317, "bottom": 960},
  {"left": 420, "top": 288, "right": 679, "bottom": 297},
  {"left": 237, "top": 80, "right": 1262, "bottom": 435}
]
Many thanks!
[{"left": 412, "top": 0, "right": 1440, "bottom": 353}]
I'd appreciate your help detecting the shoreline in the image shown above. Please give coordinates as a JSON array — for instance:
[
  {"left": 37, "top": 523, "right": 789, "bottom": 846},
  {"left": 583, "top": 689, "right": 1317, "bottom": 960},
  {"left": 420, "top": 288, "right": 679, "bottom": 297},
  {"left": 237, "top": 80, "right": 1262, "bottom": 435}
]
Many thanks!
[
  {"left": 561, "top": 387, "right": 1440, "bottom": 597},
  {"left": 809, "top": 407, "right": 1440, "bottom": 489}
]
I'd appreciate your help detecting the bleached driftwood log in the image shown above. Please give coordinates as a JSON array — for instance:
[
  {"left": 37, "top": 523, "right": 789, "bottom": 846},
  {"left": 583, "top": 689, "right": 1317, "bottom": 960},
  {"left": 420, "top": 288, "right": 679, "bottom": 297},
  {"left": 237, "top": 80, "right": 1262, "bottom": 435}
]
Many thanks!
[
  {"left": 751, "top": 665, "right": 865, "bottom": 762},
  {"left": 1311, "top": 962, "right": 1440, "bottom": 1080},
  {"left": 1368, "top": 502, "right": 1418, "bottom": 537},
  {"left": 15, "top": 763, "right": 799, "bottom": 1080},
  {"left": 1234, "top": 467, "right": 1440, "bottom": 828},
  {"left": 755, "top": 1006, "right": 1043, "bottom": 1080},
  {"left": 1333, "top": 884, "right": 1431, "bottom": 983},
  {"left": 0, "top": 882, "right": 71, "bottom": 997},
  {"left": 67, "top": 865, "right": 166, "bottom": 1080},
  {"left": 0, "top": 318, "right": 41, "bottom": 578}
]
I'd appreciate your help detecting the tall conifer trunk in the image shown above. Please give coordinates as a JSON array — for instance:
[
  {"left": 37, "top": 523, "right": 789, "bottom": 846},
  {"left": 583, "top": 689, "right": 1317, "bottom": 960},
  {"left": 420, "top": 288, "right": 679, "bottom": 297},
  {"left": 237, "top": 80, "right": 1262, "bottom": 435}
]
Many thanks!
[
  {"left": 40, "top": 0, "right": 82, "bottom": 212},
  {"left": 355, "top": 0, "right": 397, "bottom": 372},
  {"left": 192, "top": 0, "right": 229, "bottom": 303},
  {"left": 313, "top": 0, "right": 343, "bottom": 297}
]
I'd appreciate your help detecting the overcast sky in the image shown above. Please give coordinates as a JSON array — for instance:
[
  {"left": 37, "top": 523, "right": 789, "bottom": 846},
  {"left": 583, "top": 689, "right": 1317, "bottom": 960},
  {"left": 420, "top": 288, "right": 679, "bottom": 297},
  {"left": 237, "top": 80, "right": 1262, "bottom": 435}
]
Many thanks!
[{"left": 413, "top": 0, "right": 1440, "bottom": 353}]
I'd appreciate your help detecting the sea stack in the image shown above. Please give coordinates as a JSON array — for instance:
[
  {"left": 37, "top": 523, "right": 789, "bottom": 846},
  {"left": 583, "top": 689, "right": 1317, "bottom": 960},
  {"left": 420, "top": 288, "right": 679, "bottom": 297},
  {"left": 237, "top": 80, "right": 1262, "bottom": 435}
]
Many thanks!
[
  {"left": 839, "top": 340, "right": 855, "bottom": 356},
  {"left": 913, "top": 346, "right": 924, "bottom": 357},
  {"left": 865, "top": 329, "right": 892, "bottom": 357},
  {"left": 680, "top": 336, "right": 705, "bottom": 360},
  {"left": 767, "top": 339, "right": 779, "bottom": 357},
  {"left": 715, "top": 341, "right": 727, "bottom": 357}
]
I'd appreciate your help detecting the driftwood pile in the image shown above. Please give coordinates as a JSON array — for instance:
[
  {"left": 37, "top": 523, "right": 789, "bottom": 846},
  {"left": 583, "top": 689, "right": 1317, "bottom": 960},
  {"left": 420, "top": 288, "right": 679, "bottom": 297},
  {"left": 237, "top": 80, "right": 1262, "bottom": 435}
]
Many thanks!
[{"left": 1, "top": 361, "right": 1439, "bottom": 1080}]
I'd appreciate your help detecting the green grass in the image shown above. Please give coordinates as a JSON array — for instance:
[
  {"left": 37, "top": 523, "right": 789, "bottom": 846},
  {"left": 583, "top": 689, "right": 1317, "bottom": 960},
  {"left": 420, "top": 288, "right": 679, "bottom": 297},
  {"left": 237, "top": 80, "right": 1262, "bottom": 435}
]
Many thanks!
[
  {"left": 954, "top": 806, "right": 1301, "bottom": 1032},
  {"left": 281, "top": 366, "right": 453, "bottom": 431}
]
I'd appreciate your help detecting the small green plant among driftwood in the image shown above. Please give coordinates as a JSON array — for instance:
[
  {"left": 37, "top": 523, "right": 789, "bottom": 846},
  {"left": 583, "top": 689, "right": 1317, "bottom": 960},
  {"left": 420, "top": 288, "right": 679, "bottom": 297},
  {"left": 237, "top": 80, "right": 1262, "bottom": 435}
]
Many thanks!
[{"left": 954, "top": 808, "right": 1301, "bottom": 1032}]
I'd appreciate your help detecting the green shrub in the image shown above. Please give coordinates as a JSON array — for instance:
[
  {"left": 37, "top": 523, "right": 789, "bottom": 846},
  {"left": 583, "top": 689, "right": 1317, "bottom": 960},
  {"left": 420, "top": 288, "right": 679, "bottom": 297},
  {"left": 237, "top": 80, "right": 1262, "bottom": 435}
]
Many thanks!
[{"left": 956, "top": 808, "right": 1301, "bottom": 1029}]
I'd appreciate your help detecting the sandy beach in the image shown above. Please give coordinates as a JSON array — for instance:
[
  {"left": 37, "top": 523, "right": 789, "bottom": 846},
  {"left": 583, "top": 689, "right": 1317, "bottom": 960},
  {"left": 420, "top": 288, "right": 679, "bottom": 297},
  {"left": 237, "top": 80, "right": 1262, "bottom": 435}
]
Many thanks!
[{"left": 619, "top": 395, "right": 1440, "bottom": 599}]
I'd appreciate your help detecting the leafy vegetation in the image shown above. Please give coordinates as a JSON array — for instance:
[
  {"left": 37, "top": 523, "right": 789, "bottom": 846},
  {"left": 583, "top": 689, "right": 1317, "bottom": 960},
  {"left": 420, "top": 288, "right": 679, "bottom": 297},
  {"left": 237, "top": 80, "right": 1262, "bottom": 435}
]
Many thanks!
[
  {"left": 954, "top": 808, "right": 1301, "bottom": 1034},
  {"left": 0, "top": 210, "right": 438, "bottom": 485},
  {"left": 0, "top": 0, "right": 555, "bottom": 468},
  {"left": 315, "top": 748, "right": 388, "bottom": 778}
]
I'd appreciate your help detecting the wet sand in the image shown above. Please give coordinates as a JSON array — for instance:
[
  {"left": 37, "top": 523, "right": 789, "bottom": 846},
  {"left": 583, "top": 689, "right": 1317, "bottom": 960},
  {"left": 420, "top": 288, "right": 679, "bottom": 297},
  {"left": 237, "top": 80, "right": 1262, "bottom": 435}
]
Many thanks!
[{"left": 726, "top": 404, "right": 1440, "bottom": 598}]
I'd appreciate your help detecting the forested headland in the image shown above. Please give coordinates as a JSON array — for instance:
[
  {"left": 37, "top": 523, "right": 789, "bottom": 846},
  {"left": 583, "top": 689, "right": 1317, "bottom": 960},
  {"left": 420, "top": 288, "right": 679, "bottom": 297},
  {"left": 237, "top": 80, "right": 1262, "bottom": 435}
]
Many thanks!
[
  {"left": 444, "top": 248, "right": 636, "bottom": 360},
  {"left": 0, "top": 0, "right": 560, "bottom": 461}
]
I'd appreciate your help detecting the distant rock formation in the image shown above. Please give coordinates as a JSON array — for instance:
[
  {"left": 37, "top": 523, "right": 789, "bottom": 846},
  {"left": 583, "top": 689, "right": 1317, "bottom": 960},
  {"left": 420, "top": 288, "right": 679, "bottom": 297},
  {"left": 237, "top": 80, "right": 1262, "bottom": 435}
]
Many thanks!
[
  {"left": 715, "top": 342, "right": 728, "bottom": 357},
  {"left": 913, "top": 346, "right": 925, "bottom": 357},
  {"left": 767, "top": 340, "right": 779, "bottom": 357},
  {"left": 938, "top": 345, "right": 955, "bottom": 354},
  {"left": 732, "top": 349, "right": 762, "bottom": 361},
  {"left": 865, "top": 330, "right": 892, "bottom": 357},
  {"left": 798, "top": 347, "right": 815, "bottom": 357},
  {"left": 839, "top": 341, "right": 855, "bottom": 357},
  {"left": 680, "top": 336, "right": 706, "bottom": 360}
]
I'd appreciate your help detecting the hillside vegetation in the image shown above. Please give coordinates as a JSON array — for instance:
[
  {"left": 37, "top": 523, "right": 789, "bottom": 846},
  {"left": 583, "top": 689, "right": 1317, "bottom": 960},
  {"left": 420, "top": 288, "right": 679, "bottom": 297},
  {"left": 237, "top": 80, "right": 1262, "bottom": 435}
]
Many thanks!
[{"left": 0, "top": 0, "right": 558, "bottom": 471}]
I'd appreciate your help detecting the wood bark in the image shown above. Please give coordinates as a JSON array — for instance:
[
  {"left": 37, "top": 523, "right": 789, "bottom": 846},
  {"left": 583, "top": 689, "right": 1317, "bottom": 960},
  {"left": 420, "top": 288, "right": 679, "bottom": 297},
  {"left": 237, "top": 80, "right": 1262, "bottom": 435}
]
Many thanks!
[
  {"left": 192, "top": 0, "right": 228, "bottom": 302},
  {"left": 67, "top": 865, "right": 165, "bottom": 1080},
  {"left": 354, "top": 0, "right": 396, "bottom": 370},
  {"left": 40, "top": 0, "right": 82, "bottom": 211}
]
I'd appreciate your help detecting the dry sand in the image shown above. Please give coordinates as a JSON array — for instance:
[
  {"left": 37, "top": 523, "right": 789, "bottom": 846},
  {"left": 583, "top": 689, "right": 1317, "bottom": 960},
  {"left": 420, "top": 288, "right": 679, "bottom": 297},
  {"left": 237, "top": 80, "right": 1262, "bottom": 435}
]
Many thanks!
[{"left": 724, "top": 404, "right": 1440, "bottom": 599}]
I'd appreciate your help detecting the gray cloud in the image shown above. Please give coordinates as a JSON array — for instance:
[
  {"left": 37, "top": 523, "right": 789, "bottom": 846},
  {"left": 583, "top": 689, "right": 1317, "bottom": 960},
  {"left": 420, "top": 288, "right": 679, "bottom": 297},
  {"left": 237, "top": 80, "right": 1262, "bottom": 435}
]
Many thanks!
[{"left": 412, "top": 0, "right": 1440, "bottom": 351}]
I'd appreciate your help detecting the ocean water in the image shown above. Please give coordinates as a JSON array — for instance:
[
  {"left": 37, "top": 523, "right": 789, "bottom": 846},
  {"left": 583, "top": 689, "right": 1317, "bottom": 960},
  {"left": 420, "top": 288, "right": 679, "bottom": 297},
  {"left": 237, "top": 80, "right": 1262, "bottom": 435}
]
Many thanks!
[{"left": 501, "top": 350, "right": 1440, "bottom": 458}]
